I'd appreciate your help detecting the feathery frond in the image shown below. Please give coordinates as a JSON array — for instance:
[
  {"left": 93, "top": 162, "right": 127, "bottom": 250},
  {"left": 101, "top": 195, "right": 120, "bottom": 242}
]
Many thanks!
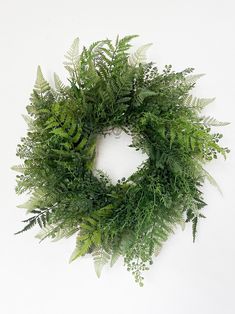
[
  {"left": 64, "top": 38, "right": 80, "bottom": 78},
  {"left": 33, "top": 65, "right": 51, "bottom": 96},
  {"left": 201, "top": 115, "right": 230, "bottom": 127},
  {"left": 128, "top": 43, "right": 152, "bottom": 66}
]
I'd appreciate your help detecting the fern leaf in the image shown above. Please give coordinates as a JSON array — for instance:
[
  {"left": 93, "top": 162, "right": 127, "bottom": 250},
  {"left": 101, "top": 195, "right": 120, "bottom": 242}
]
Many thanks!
[
  {"left": 184, "top": 95, "right": 215, "bottom": 111},
  {"left": 17, "top": 189, "right": 46, "bottom": 213},
  {"left": 17, "top": 199, "right": 38, "bottom": 211},
  {"left": 92, "top": 204, "right": 114, "bottom": 218},
  {"left": 193, "top": 97, "right": 215, "bottom": 110},
  {"left": 203, "top": 168, "right": 223, "bottom": 195},
  {"left": 64, "top": 38, "right": 80, "bottom": 76},
  {"left": 69, "top": 237, "right": 92, "bottom": 263},
  {"left": 35, "top": 224, "right": 58, "bottom": 241},
  {"left": 117, "top": 35, "right": 138, "bottom": 50},
  {"left": 11, "top": 164, "right": 26, "bottom": 174},
  {"left": 75, "top": 137, "right": 87, "bottom": 151},
  {"left": 15, "top": 217, "right": 37, "bottom": 235},
  {"left": 185, "top": 73, "right": 205, "bottom": 85},
  {"left": 22, "top": 114, "right": 34, "bottom": 131},
  {"left": 72, "top": 127, "right": 82, "bottom": 143},
  {"left": 128, "top": 43, "right": 152, "bottom": 66},
  {"left": 170, "top": 127, "right": 176, "bottom": 149},
  {"left": 34, "top": 65, "right": 50, "bottom": 95},
  {"left": 15, "top": 208, "right": 50, "bottom": 235},
  {"left": 92, "top": 248, "right": 110, "bottom": 278},
  {"left": 135, "top": 88, "right": 156, "bottom": 106},
  {"left": 50, "top": 128, "right": 69, "bottom": 138},
  {"left": 54, "top": 73, "right": 68, "bottom": 93},
  {"left": 192, "top": 216, "right": 198, "bottom": 242},
  {"left": 91, "top": 230, "right": 101, "bottom": 246},
  {"left": 201, "top": 116, "right": 230, "bottom": 127},
  {"left": 36, "top": 224, "right": 79, "bottom": 242},
  {"left": 110, "top": 249, "right": 120, "bottom": 267}
]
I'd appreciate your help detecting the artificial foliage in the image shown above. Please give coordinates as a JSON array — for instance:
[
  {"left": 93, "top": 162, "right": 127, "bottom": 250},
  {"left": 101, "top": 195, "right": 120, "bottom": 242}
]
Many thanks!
[{"left": 13, "top": 35, "right": 230, "bottom": 286}]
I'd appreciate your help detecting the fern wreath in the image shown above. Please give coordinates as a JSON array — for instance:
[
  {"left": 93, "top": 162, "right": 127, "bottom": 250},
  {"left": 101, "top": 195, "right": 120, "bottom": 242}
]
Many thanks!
[{"left": 14, "top": 35, "right": 229, "bottom": 286}]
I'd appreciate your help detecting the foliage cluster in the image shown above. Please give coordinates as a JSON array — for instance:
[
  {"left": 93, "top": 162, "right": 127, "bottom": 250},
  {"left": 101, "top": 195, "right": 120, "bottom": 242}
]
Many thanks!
[{"left": 13, "top": 35, "right": 229, "bottom": 286}]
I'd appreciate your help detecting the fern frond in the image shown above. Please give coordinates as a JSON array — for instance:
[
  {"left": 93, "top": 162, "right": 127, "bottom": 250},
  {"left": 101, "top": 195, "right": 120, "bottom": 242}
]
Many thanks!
[
  {"left": 203, "top": 168, "right": 223, "bottom": 195},
  {"left": 11, "top": 164, "right": 27, "bottom": 174},
  {"left": 192, "top": 216, "right": 198, "bottom": 242},
  {"left": 15, "top": 208, "right": 50, "bottom": 235},
  {"left": 185, "top": 73, "right": 205, "bottom": 85},
  {"left": 34, "top": 65, "right": 51, "bottom": 96},
  {"left": 15, "top": 217, "right": 37, "bottom": 235},
  {"left": 184, "top": 95, "right": 215, "bottom": 111},
  {"left": 110, "top": 248, "right": 121, "bottom": 267},
  {"left": 36, "top": 224, "right": 79, "bottom": 242},
  {"left": 201, "top": 115, "right": 230, "bottom": 127},
  {"left": 22, "top": 114, "right": 34, "bottom": 130},
  {"left": 134, "top": 88, "right": 156, "bottom": 106},
  {"left": 117, "top": 35, "right": 138, "bottom": 50},
  {"left": 92, "top": 247, "right": 110, "bottom": 278},
  {"left": 128, "top": 43, "right": 152, "bottom": 66},
  {"left": 69, "top": 235, "right": 92, "bottom": 263},
  {"left": 54, "top": 73, "right": 69, "bottom": 94},
  {"left": 64, "top": 38, "right": 80, "bottom": 77},
  {"left": 17, "top": 189, "right": 45, "bottom": 213}
]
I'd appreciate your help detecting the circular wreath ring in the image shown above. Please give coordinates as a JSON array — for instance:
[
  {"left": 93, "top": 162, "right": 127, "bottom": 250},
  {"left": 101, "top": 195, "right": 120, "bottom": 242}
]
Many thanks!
[{"left": 14, "top": 35, "right": 229, "bottom": 286}]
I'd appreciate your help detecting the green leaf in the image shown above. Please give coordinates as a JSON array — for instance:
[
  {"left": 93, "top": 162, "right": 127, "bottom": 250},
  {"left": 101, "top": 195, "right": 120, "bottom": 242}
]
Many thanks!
[
  {"left": 170, "top": 128, "right": 176, "bottom": 148},
  {"left": 64, "top": 38, "right": 80, "bottom": 76},
  {"left": 54, "top": 73, "right": 69, "bottom": 93},
  {"left": 83, "top": 216, "right": 97, "bottom": 226},
  {"left": 190, "top": 137, "right": 196, "bottom": 151},
  {"left": 45, "top": 121, "right": 59, "bottom": 130},
  {"left": 203, "top": 168, "right": 223, "bottom": 195},
  {"left": 158, "top": 126, "right": 166, "bottom": 139},
  {"left": 11, "top": 165, "right": 26, "bottom": 174},
  {"left": 92, "top": 230, "right": 101, "bottom": 246},
  {"left": 50, "top": 128, "right": 69, "bottom": 138},
  {"left": 92, "top": 204, "right": 114, "bottom": 217},
  {"left": 76, "top": 137, "right": 87, "bottom": 151},
  {"left": 15, "top": 218, "right": 37, "bottom": 235},
  {"left": 110, "top": 250, "right": 120, "bottom": 267},
  {"left": 136, "top": 88, "right": 156, "bottom": 105},
  {"left": 128, "top": 43, "right": 152, "bottom": 66},
  {"left": 185, "top": 73, "right": 205, "bottom": 85},
  {"left": 72, "top": 127, "right": 82, "bottom": 143},
  {"left": 201, "top": 116, "right": 230, "bottom": 127},
  {"left": 34, "top": 65, "right": 51, "bottom": 95},
  {"left": 69, "top": 237, "right": 92, "bottom": 263},
  {"left": 92, "top": 248, "right": 110, "bottom": 278},
  {"left": 192, "top": 217, "right": 198, "bottom": 242}
]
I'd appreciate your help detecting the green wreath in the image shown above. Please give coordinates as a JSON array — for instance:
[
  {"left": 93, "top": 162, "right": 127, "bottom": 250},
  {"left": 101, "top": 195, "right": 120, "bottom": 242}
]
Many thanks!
[{"left": 13, "top": 35, "right": 230, "bottom": 286}]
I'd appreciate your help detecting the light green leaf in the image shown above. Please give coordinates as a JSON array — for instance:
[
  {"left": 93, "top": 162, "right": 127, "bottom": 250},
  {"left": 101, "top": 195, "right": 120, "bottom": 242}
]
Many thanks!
[
  {"left": 76, "top": 137, "right": 87, "bottom": 151},
  {"left": 11, "top": 165, "right": 26, "bottom": 174},
  {"left": 50, "top": 128, "right": 69, "bottom": 138},
  {"left": 128, "top": 43, "right": 152, "bottom": 66},
  {"left": 203, "top": 168, "right": 223, "bottom": 195},
  {"left": 92, "top": 230, "right": 101, "bottom": 246},
  {"left": 69, "top": 238, "right": 92, "bottom": 263},
  {"left": 201, "top": 116, "right": 230, "bottom": 127},
  {"left": 92, "top": 248, "right": 110, "bottom": 278},
  {"left": 185, "top": 73, "right": 205, "bottom": 85},
  {"left": 110, "top": 250, "right": 120, "bottom": 267},
  {"left": 34, "top": 65, "right": 51, "bottom": 95}
]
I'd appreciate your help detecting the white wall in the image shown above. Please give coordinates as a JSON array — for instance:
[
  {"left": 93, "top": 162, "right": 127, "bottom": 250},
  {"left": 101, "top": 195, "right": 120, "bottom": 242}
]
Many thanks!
[{"left": 1, "top": 1, "right": 235, "bottom": 313}]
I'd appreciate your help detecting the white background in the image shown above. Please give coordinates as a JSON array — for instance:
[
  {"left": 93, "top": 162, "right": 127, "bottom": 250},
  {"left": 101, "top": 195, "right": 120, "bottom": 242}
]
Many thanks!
[{"left": 1, "top": 1, "right": 235, "bottom": 313}]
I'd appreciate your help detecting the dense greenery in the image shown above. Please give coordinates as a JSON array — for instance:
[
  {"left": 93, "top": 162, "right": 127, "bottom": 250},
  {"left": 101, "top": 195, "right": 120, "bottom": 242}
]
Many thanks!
[{"left": 13, "top": 35, "right": 229, "bottom": 286}]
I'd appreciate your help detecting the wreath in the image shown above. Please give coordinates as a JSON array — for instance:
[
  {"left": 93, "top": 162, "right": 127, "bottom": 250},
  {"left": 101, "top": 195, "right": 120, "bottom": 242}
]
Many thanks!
[{"left": 13, "top": 35, "right": 230, "bottom": 286}]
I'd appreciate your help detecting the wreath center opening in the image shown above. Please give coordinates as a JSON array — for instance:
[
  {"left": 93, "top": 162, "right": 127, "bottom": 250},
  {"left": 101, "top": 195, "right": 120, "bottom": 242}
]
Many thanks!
[{"left": 93, "top": 129, "right": 148, "bottom": 184}]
